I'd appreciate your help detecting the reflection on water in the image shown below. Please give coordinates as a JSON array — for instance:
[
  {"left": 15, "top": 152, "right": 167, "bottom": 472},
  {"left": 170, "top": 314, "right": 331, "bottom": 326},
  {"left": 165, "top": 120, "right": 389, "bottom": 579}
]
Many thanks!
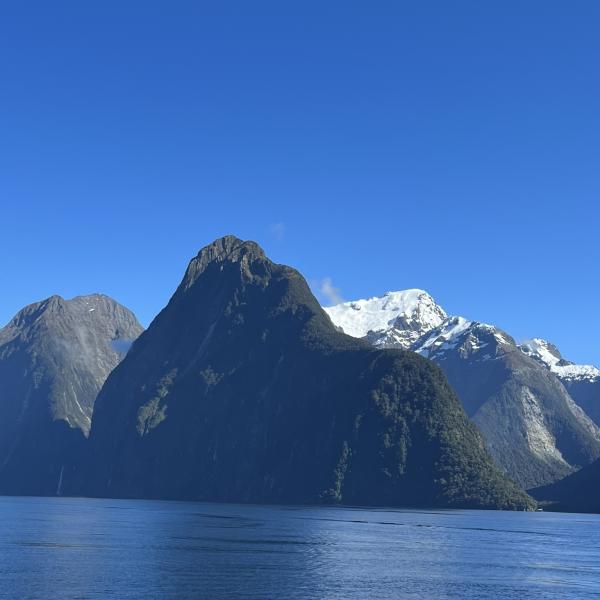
[{"left": 0, "top": 497, "right": 599, "bottom": 599}]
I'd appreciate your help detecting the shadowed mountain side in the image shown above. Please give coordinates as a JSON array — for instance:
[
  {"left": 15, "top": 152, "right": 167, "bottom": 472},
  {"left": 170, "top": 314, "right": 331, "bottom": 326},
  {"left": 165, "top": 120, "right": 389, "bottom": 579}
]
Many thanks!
[
  {"left": 563, "top": 378, "right": 600, "bottom": 428},
  {"left": 532, "top": 458, "right": 600, "bottom": 513}
]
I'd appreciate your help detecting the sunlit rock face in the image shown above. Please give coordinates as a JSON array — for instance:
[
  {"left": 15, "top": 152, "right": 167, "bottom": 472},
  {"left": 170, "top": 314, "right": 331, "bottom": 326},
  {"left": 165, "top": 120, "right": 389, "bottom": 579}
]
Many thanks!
[{"left": 520, "top": 338, "right": 600, "bottom": 427}]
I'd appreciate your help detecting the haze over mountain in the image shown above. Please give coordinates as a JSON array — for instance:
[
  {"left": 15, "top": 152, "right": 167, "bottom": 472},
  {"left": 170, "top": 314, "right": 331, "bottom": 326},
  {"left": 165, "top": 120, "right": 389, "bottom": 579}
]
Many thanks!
[
  {"left": 0, "top": 295, "right": 143, "bottom": 495},
  {"left": 84, "top": 237, "right": 532, "bottom": 510},
  {"left": 325, "top": 292, "right": 600, "bottom": 489}
]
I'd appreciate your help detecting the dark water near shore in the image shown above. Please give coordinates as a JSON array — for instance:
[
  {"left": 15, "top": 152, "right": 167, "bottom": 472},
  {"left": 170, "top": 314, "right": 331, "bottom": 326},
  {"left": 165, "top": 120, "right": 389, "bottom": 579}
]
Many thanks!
[{"left": 0, "top": 497, "right": 599, "bottom": 599}]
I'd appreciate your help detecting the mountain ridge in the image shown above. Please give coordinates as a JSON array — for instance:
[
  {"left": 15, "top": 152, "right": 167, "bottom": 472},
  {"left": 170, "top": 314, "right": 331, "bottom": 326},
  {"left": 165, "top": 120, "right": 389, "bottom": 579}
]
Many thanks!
[{"left": 325, "top": 290, "right": 600, "bottom": 488}]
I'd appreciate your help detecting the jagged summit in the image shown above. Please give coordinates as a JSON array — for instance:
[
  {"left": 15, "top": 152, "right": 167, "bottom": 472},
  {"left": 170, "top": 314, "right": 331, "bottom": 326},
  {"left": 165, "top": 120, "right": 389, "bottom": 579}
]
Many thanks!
[
  {"left": 413, "top": 317, "right": 515, "bottom": 361},
  {"left": 2, "top": 294, "right": 141, "bottom": 347},
  {"left": 324, "top": 289, "right": 446, "bottom": 349},
  {"left": 180, "top": 236, "right": 267, "bottom": 292},
  {"left": 521, "top": 338, "right": 564, "bottom": 364},
  {"left": 520, "top": 338, "right": 600, "bottom": 382},
  {"left": 3, "top": 295, "right": 73, "bottom": 331}
]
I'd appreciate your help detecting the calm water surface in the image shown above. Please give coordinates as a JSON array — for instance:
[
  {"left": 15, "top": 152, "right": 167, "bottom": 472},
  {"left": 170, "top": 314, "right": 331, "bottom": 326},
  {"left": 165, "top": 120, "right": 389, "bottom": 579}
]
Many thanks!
[{"left": 0, "top": 496, "right": 598, "bottom": 599}]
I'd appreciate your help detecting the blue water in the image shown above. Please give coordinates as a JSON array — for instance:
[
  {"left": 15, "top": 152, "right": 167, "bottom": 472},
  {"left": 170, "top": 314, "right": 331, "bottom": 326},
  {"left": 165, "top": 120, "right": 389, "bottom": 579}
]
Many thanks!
[{"left": 0, "top": 497, "right": 598, "bottom": 599}]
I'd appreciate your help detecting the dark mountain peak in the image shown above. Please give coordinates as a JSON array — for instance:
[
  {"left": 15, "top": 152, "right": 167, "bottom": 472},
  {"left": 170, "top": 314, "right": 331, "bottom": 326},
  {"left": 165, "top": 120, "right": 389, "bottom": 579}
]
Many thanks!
[{"left": 180, "top": 236, "right": 267, "bottom": 292}]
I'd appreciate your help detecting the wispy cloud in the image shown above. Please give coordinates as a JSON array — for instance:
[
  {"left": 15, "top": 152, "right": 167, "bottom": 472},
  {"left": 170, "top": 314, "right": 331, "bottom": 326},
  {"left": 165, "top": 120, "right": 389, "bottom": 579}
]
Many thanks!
[
  {"left": 319, "top": 277, "right": 344, "bottom": 305},
  {"left": 269, "top": 222, "right": 285, "bottom": 241}
]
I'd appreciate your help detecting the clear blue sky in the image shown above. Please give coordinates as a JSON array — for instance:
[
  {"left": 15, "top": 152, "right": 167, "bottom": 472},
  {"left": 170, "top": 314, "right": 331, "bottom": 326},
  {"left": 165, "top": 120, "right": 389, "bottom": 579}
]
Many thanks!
[{"left": 1, "top": 2, "right": 599, "bottom": 365}]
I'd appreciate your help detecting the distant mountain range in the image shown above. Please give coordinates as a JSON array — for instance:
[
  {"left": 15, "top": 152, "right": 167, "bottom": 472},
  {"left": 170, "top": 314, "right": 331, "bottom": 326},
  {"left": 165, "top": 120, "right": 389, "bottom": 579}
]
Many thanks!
[
  {"left": 325, "top": 291, "right": 600, "bottom": 489},
  {"left": 0, "top": 238, "right": 531, "bottom": 510},
  {"left": 1, "top": 237, "right": 598, "bottom": 512}
]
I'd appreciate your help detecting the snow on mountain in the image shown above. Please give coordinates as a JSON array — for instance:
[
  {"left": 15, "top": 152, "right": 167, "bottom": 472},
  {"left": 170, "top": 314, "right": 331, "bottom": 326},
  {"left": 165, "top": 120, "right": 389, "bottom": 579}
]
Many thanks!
[
  {"left": 412, "top": 316, "right": 515, "bottom": 360},
  {"left": 323, "top": 289, "right": 446, "bottom": 349},
  {"left": 323, "top": 289, "right": 600, "bottom": 488},
  {"left": 520, "top": 338, "right": 600, "bottom": 382},
  {"left": 411, "top": 317, "right": 600, "bottom": 489},
  {"left": 412, "top": 316, "right": 474, "bottom": 355}
]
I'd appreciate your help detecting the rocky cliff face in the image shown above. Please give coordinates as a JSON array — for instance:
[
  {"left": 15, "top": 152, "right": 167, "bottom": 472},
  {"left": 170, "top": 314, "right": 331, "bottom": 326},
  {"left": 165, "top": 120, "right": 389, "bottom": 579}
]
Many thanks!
[
  {"left": 413, "top": 319, "right": 600, "bottom": 489},
  {"left": 520, "top": 338, "right": 600, "bottom": 427},
  {"left": 85, "top": 237, "right": 532, "bottom": 509},
  {"left": 0, "top": 294, "right": 142, "bottom": 495},
  {"left": 326, "top": 293, "right": 600, "bottom": 489}
]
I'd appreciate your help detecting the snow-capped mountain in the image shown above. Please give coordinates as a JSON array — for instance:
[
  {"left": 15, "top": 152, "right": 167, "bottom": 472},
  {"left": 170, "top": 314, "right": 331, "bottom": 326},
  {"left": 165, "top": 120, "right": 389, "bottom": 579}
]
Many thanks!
[
  {"left": 323, "top": 289, "right": 446, "bottom": 349},
  {"left": 325, "top": 291, "right": 600, "bottom": 489},
  {"left": 520, "top": 338, "right": 600, "bottom": 383},
  {"left": 413, "top": 316, "right": 515, "bottom": 363},
  {"left": 520, "top": 338, "right": 600, "bottom": 427},
  {"left": 413, "top": 318, "right": 600, "bottom": 488}
]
